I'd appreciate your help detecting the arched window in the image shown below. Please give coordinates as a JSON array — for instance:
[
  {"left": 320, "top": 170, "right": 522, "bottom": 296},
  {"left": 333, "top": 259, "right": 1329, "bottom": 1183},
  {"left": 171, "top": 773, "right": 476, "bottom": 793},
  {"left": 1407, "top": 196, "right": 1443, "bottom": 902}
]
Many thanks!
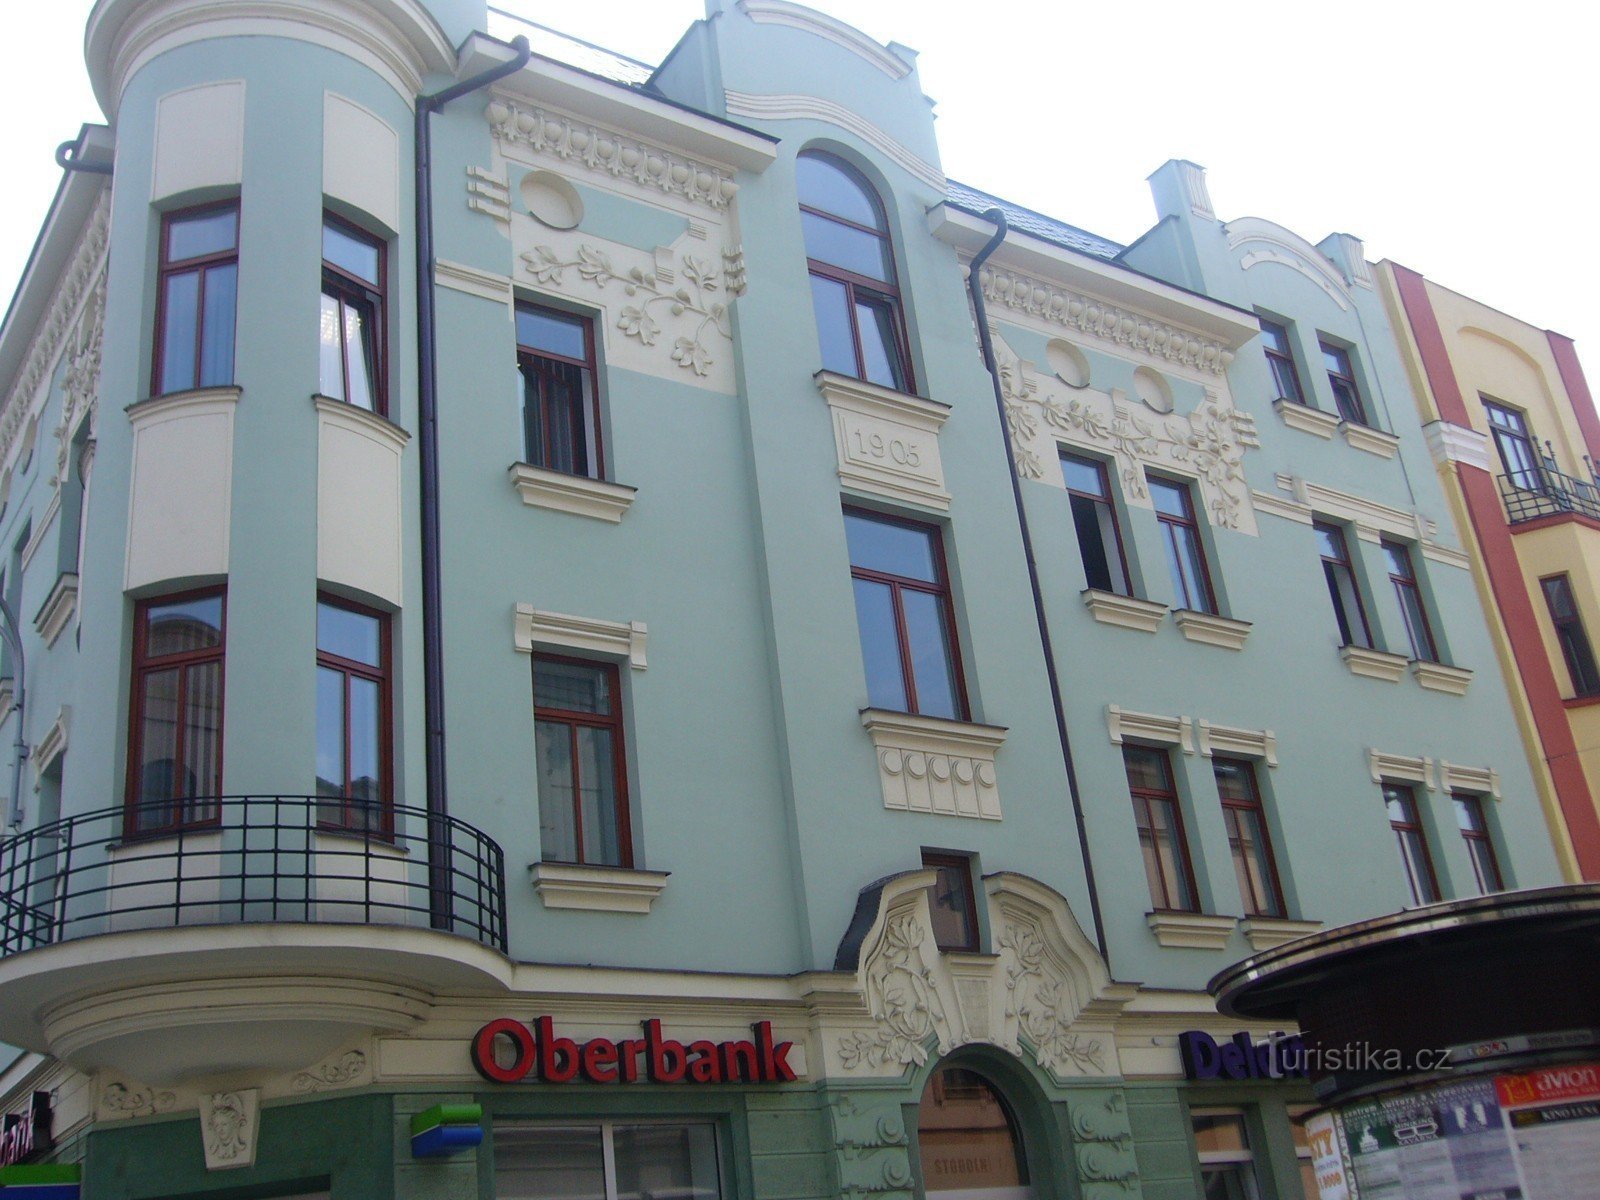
[
  {"left": 917, "top": 1065, "right": 1031, "bottom": 1200},
  {"left": 797, "top": 152, "right": 913, "bottom": 392}
]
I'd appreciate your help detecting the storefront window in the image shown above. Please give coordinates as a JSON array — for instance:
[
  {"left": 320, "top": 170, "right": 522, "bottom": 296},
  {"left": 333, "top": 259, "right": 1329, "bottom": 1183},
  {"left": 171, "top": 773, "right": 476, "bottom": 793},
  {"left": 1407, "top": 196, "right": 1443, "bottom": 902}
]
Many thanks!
[
  {"left": 917, "top": 1066, "right": 1031, "bottom": 1199},
  {"left": 495, "top": 1123, "right": 720, "bottom": 1200},
  {"left": 1191, "top": 1109, "right": 1262, "bottom": 1199},
  {"left": 1289, "top": 1107, "right": 1318, "bottom": 1198}
]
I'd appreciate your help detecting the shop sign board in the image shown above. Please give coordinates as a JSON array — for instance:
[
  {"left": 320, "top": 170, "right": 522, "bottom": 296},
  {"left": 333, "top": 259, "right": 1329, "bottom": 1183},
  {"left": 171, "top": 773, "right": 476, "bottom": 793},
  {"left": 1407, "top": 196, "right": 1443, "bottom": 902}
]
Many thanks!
[
  {"left": 1177, "top": 1030, "right": 1307, "bottom": 1081},
  {"left": 472, "top": 1017, "right": 799, "bottom": 1085},
  {"left": 1497, "top": 1061, "right": 1600, "bottom": 1200},
  {"left": 0, "top": 1093, "right": 52, "bottom": 1168},
  {"left": 1304, "top": 1110, "right": 1352, "bottom": 1200}
]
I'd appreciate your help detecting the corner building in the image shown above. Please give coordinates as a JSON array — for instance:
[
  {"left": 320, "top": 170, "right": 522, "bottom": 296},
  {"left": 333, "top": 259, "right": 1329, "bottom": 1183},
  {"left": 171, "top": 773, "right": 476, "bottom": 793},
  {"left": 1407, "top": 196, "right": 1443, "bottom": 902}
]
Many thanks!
[{"left": 0, "top": 2, "right": 1564, "bottom": 1198}]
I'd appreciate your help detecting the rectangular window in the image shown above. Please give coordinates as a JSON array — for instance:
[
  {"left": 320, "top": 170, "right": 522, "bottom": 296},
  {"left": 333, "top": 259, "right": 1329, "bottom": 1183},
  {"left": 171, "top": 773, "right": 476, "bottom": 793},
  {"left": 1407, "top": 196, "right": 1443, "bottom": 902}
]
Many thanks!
[
  {"left": 1259, "top": 318, "right": 1305, "bottom": 406},
  {"left": 126, "top": 589, "right": 226, "bottom": 835},
  {"left": 1061, "top": 452, "right": 1131, "bottom": 596},
  {"left": 1191, "top": 1109, "right": 1263, "bottom": 1200},
  {"left": 315, "top": 596, "right": 391, "bottom": 832},
  {"left": 923, "top": 850, "right": 979, "bottom": 952},
  {"left": 845, "top": 508, "right": 966, "bottom": 720},
  {"left": 533, "top": 655, "right": 630, "bottom": 867},
  {"left": 1384, "top": 783, "right": 1441, "bottom": 906},
  {"left": 1485, "top": 400, "right": 1543, "bottom": 490},
  {"left": 154, "top": 202, "right": 239, "bottom": 396},
  {"left": 1150, "top": 476, "right": 1218, "bottom": 614},
  {"left": 1382, "top": 540, "right": 1438, "bottom": 662},
  {"left": 1315, "top": 521, "right": 1372, "bottom": 648},
  {"left": 495, "top": 1123, "right": 721, "bottom": 1200},
  {"left": 1320, "top": 340, "right": 1367, "bottom": 425},
  {"left": 1541, "top": 574, "right": 1600, "bottom": 696},
  {"left": 1289, "top": 1108, "right": 1318, "bottom": 1200},
  {"left": 1214, "top": 758, "right": 1284, "bottom": 918},
  {"left": 517, "top": 304, "right": 602, "bottom": 479},
  {"left": 1453, "top": 793, "right": 1505, "bottom": 894},
  {"left": 1123, "top": 745, "right": 1198, "bottom": 912},
  {"left": 319, "top": 216, "right": 386, "bottom": 415}
]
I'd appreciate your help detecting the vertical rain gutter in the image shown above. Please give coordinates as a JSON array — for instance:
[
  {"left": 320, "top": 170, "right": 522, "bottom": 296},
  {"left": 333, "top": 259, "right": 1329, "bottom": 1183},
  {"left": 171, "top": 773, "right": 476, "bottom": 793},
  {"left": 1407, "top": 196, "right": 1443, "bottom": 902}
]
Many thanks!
[
  {"left": 414, "top": 34, "right": 530, "bottom": 929},
  {"left": 965, "top": 208, "right": 1109, "bottom": 966}
]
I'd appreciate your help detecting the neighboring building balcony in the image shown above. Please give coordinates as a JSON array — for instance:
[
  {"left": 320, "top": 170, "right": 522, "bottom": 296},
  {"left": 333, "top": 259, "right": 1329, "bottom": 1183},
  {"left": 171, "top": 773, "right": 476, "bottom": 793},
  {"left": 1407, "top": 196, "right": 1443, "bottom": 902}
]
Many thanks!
[
  {"left": 0, "top": 796, "right": 511, "bottom": 1085},
  {"left": 1498, "top": 466, "right": 1600, "bottom": 529}
]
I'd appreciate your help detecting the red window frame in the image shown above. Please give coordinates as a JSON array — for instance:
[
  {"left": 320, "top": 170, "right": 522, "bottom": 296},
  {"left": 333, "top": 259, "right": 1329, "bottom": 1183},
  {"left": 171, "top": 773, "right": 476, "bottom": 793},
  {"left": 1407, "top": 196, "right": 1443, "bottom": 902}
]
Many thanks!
[
  {"left": 922, "top": 849, "right": 980, "bottom": 952},
  {"left": 845, "top": 507, "right": 969, "bottom": 720},
  {"left": 516, "top": 303, "right": 603, "bottom": 479},
  {"left": 1384, "top": 783, "right": 1441, "bottom": 905},
  {"left": 1259, "top": 317, "right": 1306, "bottom": 405},
  {"left": 1315, "top": 521, "right": 1373, "bottom": 648},
  {"left": 1150, "top": 476, "right": 1218, "bottom": 615},
  {"left": 1213, "top": 758, "right": 1285, "bottom": 918},
  {"left": 152, "top": 200, "right": 239, "bottom": 397},
  {"left": 124, "top": 586, "right": 227, "bottom": 838},
  {"left": 1123, "top": 744, "right": 1199, "bottom": 913},
  {"left": 532, "top": 653, "right": 633, "bottom": 868},
  {"left": 315, "top": 594, "right": 393, "bottom": 834},
  {"left": 320, "top": 213, "right": 388, "bottom": 417},
  {"left": 798, "top": 151, "right": 915, "bottom": 393},
  {"left": 1382, "top": 540, "right": 1439, "bottom": 662},
  {"left": 1319, "top": 340, "right": 1369, "bottom": 426},
  {"left": 1061, "top": 451, "right": 1132, "bottom": 596},
  {"left": 1540, "top": 574, "right": 1600, "bottom": 697},
  {"left": 1452, "top": 792, "right": 1504, "bottom": 894}
]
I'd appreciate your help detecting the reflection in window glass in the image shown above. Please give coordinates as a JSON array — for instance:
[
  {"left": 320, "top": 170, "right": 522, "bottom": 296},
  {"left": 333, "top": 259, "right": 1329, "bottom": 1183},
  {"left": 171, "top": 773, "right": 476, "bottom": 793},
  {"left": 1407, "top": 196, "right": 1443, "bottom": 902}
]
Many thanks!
[
  {"left": 1192, "top": 1110, "right": 1261, "bottom": 1200},
  {"left": 495, "top": 1124, "right": 720, "bottom": 1200},
  {"left": 917, "top": 1067, "right": 1028, "bottom": 1193}
]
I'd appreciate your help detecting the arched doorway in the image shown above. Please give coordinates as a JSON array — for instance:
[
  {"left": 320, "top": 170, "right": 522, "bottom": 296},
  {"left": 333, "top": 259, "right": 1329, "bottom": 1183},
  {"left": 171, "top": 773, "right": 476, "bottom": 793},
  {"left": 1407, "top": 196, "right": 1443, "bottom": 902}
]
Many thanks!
[{"left": 916, "top": 1064, "right": 1032, "bottom": 1200}]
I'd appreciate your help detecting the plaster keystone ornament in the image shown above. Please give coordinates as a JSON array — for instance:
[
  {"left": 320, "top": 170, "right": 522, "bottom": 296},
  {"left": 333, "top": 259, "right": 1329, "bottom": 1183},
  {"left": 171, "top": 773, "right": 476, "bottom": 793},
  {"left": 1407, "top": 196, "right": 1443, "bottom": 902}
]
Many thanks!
[{"left": 199, "top": 1088, "right": 260, "bottom": 1171}]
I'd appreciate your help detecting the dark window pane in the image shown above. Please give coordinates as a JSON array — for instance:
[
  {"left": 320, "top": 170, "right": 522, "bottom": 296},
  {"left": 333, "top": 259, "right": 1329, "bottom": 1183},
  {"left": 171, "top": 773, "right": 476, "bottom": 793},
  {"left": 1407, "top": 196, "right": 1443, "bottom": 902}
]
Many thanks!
[
  {"left": 495, "top": 1126, "right": 606, "bottom": 1200},
  {"left": 1123, "top": 745, "right": 1170, "bottom": 792},
  {"left": 182, "top": 660, "right": 223, "bottom": 800},
  {"left": 809, "top": 274, "right": 857, "bottom": 376},
  {"left": 317, "top": 602, "right": 382, "bottom": 666},
  {"left": 349, "top": 675, "right": 381, "bottom": 804},
  {"left": 925, "top": 859, "right": 976, "bottom": 950},
  {"left": 535, "top": 721, "right": 578, "bottom": 863},
  {"left": 1396, "top": 583, "right": 1437, "bottom": 660},
  {"left": 135, "top": 668, "right": 181, "bottom": 824},
  {"left": 1321, "top": 344, "right": 1350, "bottom": 375},
  {"left": 613, "top": 1126, "right": 721, "bottom": 1200},
  {"left": 1069, "top": 493, "right": 1127, "bottom": 595},
  {"left": 516, "top": 306, "right": 588, "bottom": 361},
  {"left": 855, "top": 294, "right": 909, "bottom": 390},
  {"left": 535, "top": 660, "right": 612, "bottom": 715},
  {"left": 844, "top": 512, "right": 938, "bottom": 581},
  {"left": 1259, "top": 322, "right": 1290, "bottom": 355},
  {"left": 852, "top": 578, "right": 908, "bottom": 711},
  {"left": 167, "top": 208, "right": 237, "bottom": 261},
  {"left": 796, "top": 153, "right": 882, "bottom": 228},
  {"left": 319, "top": 292, "right": 345, "bottom": 400},
  {"left": 576, "top": 726, "right": 621, "bottom": 866},
  {"left": 1314, "top": 525, "right": 1343, "bottom": 560},
  {"left": 316, "top": 665, "right": 345, "bottom": 800},
  {"left": 323, "top": 221, "right": 380, "bottom": 285},
  {"left": 1268, "top": 356, "right": 1303, "bottom": 404},
  {"left": 802, "top": 210, "right": 894, "bottom": 281},
  {"left": 146, "top": 595, "right": 224, "bottom": 656},
  {"left": 902, "top": 589, "right": 960, "bottom": 720},
  {"left": 198, "top": 262, "right": 237, "bottom": 388},
  {"left": 1382, "top": 543, "right": 1409, "bottom": 579},
  {"left": 159, "top": 271, "right": 200, "bottom": 393},
  {"left": 1166, "top": 525, "right": 1213, "bottom": 612},
  {"left": 523, "top": 357, "right": 589, "bottom": 475},
  {"left": 342, "top": 297, "right": 377, "bottom": 411}
]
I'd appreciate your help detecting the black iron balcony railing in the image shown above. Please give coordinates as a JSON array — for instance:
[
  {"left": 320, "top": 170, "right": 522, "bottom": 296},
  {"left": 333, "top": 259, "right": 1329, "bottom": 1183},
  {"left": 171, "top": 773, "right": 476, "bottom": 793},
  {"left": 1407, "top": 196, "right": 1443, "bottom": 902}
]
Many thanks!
[
  {"left": 1498, "top": 465, "right": 1600, "bottom": 526},
  {"left": 0, "top": 796, "right": 507, "bottom": 956}
]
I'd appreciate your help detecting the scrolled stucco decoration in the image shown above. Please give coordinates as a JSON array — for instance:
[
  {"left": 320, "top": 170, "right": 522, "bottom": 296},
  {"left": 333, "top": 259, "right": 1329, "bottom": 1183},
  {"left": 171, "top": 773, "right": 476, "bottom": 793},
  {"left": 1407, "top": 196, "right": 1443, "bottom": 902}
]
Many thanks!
[
  {"left": 830, "top": 1093, "right": 915, "bottom": 1200},
  {"left": 522, "top": 242, "right": 737, "bottom": 377},
  {"left": 998, "top": 922, "right": 1104, "bottom": 1076},
  {"left": 100, "top": 1079, "right": 176, "bottom": 1119},
  {"left": 995, "top": 335, "right": 1259, "bottom": 534},
  {"left": 978, "top": 263, "right": 1234, "bottom": 375},
  {"left": 199, "top": 1088, "right": 259, "bottom": 1171},
  {"left": 838, "top": 911, "right": 955, "bottom": 1069},
  {"left": 291, "top": 1048, "right": 367, "bottom": 1093},
  {"left": 52, "top": 270, "right": 106, "bottom": 492},
  {"left": 487, "top": 97, "right": 738, "bottom": 212}
]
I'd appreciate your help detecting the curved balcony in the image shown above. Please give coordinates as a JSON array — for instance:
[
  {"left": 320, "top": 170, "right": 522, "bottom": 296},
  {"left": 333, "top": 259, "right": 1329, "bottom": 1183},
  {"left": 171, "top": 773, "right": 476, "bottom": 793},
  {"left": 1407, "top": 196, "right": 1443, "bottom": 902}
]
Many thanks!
[{"left": 0, "top": 797, "right": 511, "bottom": 1084}]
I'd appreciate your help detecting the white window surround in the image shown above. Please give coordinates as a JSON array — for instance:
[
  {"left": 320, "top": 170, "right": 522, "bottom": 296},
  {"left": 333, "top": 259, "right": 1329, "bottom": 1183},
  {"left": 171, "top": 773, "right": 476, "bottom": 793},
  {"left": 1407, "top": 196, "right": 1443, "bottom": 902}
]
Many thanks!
[
  {"left": 1173, "top": 609, "right": 1251, "bottom": 650},
  {"left": 1196, "top": 720, "right": 1277, "bottom": 767},
  {"left": 1369, "top": 750, "right": 1433, "bottom": 789},
  {"left": 509, "top": 462, "right": 637, "bottom": 523},
  {"left": 1147, "top": 911, "right": 1235, "bottom": 950},
  {"left": 529, "top": 861, "right": 670, "bottom": 914},
  {"left": 1272, "top": 398, "right": 1339, "bottom": 439},
  {"left": 1439, "top": 760, "right": 1501, "bottom": 798},
  {"left": 33, "top": 572, "right": 80, "bottom": 648},
  {"left": 1341, "top": 644, "right": 1408, "bottom": 682},
  {"left": 861, "top": 708, "right": 1006, "bottom": 821},
  {"left": 1107, "top": 705, "right": 1194, "bottom": 753},
  {"left": 1240, "top": 916, "right": 1323, "bottom": 952},
  {"left": 32, "top": 707, "right": 69, "bottom": 782},
  {"left": 1342, "top": 422, "right": 1400, "bottom": 459},
  {"left": 512, "top": 604, "right": 647, "bottom": 669},
  {"left": 1083, "top": 589, "right": 1166, "bottom": 632},
  {"left": 1412, "top": 660, "right": 1473, "bottom": 695}
]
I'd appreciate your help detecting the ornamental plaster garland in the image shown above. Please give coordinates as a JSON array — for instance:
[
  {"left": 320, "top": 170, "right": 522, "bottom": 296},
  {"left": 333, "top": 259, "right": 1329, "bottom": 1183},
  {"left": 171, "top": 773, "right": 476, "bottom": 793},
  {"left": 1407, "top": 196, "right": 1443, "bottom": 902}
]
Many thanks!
[
  {"left": 52, "top": 271, "right": 106, "bottom": 492},
  {"left": 837, "top": 913, "right": 952, "bottom": 1069},
  {"left": 999, "top": 923, "right": 1104, "bottom": 1075},
  {"left": 290, "top": 1048, "right": 368, "bottom": 1093}
]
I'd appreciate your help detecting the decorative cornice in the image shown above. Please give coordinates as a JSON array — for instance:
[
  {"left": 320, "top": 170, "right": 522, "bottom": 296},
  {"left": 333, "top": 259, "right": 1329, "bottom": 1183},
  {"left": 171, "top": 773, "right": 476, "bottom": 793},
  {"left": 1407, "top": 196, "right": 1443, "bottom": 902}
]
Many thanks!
[
  {"left": 980, "top": 264, "right": 1234, "bottom": 376},
  {"left": 1273, "top": 397, "right": 1338, "bottom": 439},
  {"left": 1196, "top": 720, "right": 1277, "bottom": 767},
  {"left": 1272, "top": 473, "right": 1438, "bottom": 543},
  {"left": 33, "top": 573, "right": 79, "bottom": 650},
  {"left": 32, "top": 707, "right": 69, "bottom": 781},
  {"left": 861, "top": 708, "right": 1006, "bottom": 821},
  {"left": 1342, "top": 421, "right": 1401, "bottom": 459},
  {"left": 1174, "top": 609, "right": 1251, "bottom": 650},
  {"left": 1146, "top": 911, "right": 1235, "bottom": 950},
  {"left": 1225, "top": 217, "right": 1353, "bottom": 311},
  {"left": 1369, "top": 750, "right": 1434, "bottom": 789},
  {"left": 1341, "top": 644, "right": 1408, "bottom": 682},
  {"left": 1439, "top": 760, "right": 1500, "bottom": 798},
  {"left": 488, "top": 97, "right": 739, "bottom": 210},
  {"left": 1106, "top": 705, "right": 1193, "bottom": 753},
  {"left": 1082, "top": 590, "right": 1166, "bottom": 633},
  {"left": 736, "top": 1, "right": 913, "bottom": 79},
  {"left": 1240, "top": 917, "right": 1322, "bottom": 952},
  {"left": 509, "top": 462, "right": 637, "bottom": 523},
  {"left": 291, "top": 1048, "right": 368, "bottom": 1093},
  {"left": 1422, "top": 420, "right": 1492, "bottom": 473},
  {"left": 435, "top": 259, "right": 513, "bottom": 306},
  {"left": 1412, "top": 660, "right": 1473, "bottom": 695},
  {"left": 530, "top": 862, "right": 670, "bottom": 914},
  {"left": 817, "top": 370, "right": 950, "bottom": 512},
  {"left": 513, "top": 604, "right": 647, "bottom": 669},
  {"left": 724, "top": 91, "right": 944, "bottom": 191},
  {"left": 1249, "top": 488, "right": 1313, "bottom": 525}
]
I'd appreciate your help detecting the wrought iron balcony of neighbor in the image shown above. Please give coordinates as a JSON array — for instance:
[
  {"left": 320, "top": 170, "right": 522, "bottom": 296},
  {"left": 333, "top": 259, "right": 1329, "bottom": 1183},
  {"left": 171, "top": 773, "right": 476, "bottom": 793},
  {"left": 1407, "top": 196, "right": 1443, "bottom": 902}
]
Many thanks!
[{"left": 1498, "top": 462, "right": 1600, "bottom": 526}]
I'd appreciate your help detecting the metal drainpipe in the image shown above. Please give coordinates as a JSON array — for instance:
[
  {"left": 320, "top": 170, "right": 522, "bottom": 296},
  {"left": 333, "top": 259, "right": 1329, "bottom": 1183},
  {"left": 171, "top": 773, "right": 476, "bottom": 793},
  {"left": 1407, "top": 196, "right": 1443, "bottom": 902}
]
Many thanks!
[
  {"left": 55, "top": 140, "right": 113, "bottom": 176},
  {"left": 414, "top": 35, "right": 530, "bottom": 929},
  {"left": 0, "top": 599, "right": 27, "bottom": 829},
  {"left": 966, "top": 208, "right": 1110, "bottom": 967}
]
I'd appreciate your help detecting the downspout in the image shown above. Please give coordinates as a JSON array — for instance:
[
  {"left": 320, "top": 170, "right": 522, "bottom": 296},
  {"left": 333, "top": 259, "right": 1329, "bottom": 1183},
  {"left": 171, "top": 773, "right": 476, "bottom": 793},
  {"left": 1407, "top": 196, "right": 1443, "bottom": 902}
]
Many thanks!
[
  {"left": 0, "top": 599, "right": 27, "bottom": 828},
  {"left": 55, "top": 140, "right": 113, "bottom": 176},
  {"left": 414, "top": 35, "right": 530, "bottom": 929},
  {"left": 965, "top": 209, "right": 1110, "bottom": 967}
]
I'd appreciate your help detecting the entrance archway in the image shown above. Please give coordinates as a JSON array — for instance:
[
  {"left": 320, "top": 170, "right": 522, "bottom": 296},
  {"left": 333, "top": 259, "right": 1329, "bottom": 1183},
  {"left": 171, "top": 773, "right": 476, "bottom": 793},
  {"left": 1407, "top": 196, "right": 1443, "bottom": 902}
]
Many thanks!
[{"left": 916, "top": 1064, "right": 1032, "bottom": 1200}]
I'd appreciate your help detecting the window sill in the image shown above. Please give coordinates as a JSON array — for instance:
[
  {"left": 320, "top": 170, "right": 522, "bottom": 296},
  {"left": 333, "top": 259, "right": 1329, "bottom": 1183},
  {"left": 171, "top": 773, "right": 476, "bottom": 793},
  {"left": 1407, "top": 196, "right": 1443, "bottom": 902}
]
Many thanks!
[
  {"left": 1082, "top": 589, "right": 1165, "bottom": 632},
  {"left": 1563, "top": 693, "right": 1600, "bottom": 710},
  {"left": 1240, "top": 916, "right": 1322, "bottom": 952},
  {"left": 509, "top": 462, "right": 637, "bottom": 523},
  {"left": 312, "top": 394, "right": 410, "bottom": 447},
  {"left": 530, "top": 861, "right": 670, "bottom": 913},
  {"left": 1272, "top": 397, "right": 1339, "bottom": 439},
  {"left": 861, "top": 708, "right": 1007, "bottom": 820},
  {"left": 33, "top": 574, "right": 79, "bottom": 649},
  {"left": 1173, "top": 609, "right": 1251, "bottom": 650},
  {"left": 1340, "top": 644, "right": 1408, "bottom": 682},
  {"left": 1341, "top": 421, "right": 1400, "bottom": 459},
  {"left": 126, "top": 385, "right": 242, "bottom": 421},
  {"left": 1146, "top": 910, "right": 1235, "bottom": 950},
  {"left": 1411, "top": 660, "right": 1473, "bottom": 695}
]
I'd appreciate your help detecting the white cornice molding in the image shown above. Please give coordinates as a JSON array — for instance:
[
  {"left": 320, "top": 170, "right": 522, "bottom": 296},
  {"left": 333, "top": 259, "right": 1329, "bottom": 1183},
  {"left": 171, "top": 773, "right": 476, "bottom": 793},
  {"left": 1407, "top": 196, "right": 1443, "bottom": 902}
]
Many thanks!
[
  {"left": 1342, "top": 422, "right": 1401, "bottom": 459},
  {"left": 1174, "top": 610, "right": 1251, "bottom": 650},
  {"left": 126, "top": 385, "right": 242, "bottom": 428},
  {"left": 1273, "top": 398, "right": 1339, "bottom": 439},
  {"left": 1422, "top": 420, "right": 1492, "bottom": 473},
  {"left": 33, "top": 573, "right": 80, "bottom": 650},
  {"left": 1438, "top": 760, "right": 1500, "bottom": 798},
  {"left": 1413, "top": 660, "right": 1473, "bottom": 696},
  {"left": 1369, "top": 750, "right": 1434, "bottom": 789},
  {"left": 513, "top": 604, "right": 647, "bottom": 669},
  {"left": 32, "top": 707, "right": 70, "bottom": 782},
  {"left": 1225, "top": 217, "right": 1354, "bottom": 312},
  {"left": 1240, "top": 917, "right": 1322, "bottom": 952},
  {"left": 530, "top": 863, "right": 670, "bottom": 914},
  {"left": 435, "top": 260, "right": 513, "bottom": 307},
  {"left": 312, "top": 395, "right": 409, "bottom": 452},
  {"left": 1342, "top": 645, "right": 1408, "bottom": 682},
  {"left": 1106, "top": 705, "right": 1194, "bottom": 753},
  {"left": 724, "top": 91, "right": 944, "bottom": 191},
  {"left": 736, "top": 1, "right": 912, "bottom": 79},
  {"left": 508, "top": 463, "right": 637, "bottom": 523},
  {"left": 1196, "top": 720, "right": 1277, "bottom": 768},
  {"left": 860, "top": 709, "right": 1006, "bottom": 821},
  {"left": 85, "top": 0, "right": 456, "bottom": 112},
  {"left": 1146, "top": 911, "right": 1235, "bottom": 950},
  {"left": 1083, "top": 590, "right": 1166, "bottom": 633}
]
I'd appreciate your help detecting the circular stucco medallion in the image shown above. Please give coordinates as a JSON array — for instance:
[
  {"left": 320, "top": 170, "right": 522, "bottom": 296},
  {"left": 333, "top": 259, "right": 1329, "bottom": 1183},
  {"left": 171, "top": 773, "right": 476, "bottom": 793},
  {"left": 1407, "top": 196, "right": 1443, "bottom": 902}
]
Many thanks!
[
  {"left": 520, "top": 170, "right": 583, "bottom": 230},
  {"left": 1045, "top": 338, "right": 1091, "bottom": 388}
]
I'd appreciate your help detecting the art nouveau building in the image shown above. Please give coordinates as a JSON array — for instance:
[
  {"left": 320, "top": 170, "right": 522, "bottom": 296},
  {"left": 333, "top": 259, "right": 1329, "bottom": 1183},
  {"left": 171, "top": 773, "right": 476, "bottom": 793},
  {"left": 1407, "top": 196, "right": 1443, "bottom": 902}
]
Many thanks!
[{"left": 0, "top": 1, "right": 1566, "bottom": 1198}]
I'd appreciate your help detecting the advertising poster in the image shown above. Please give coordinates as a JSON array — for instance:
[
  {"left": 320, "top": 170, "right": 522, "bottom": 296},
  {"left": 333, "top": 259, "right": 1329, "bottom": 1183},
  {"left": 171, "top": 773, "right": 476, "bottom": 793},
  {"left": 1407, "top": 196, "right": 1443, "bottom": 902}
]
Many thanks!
[
  {"left": 1497, "top": 1061, "right": 1600, "bottom": 1200},
  {"left": 1433, "top": 1076, "right": 1521, "bottom": 1200},
  {"left": 1305, "top": 1110, "right": 1352, "bottom": 1200},
  {"left": 1342, "top": 1079, "right": 1522, "bottom": 1200}
]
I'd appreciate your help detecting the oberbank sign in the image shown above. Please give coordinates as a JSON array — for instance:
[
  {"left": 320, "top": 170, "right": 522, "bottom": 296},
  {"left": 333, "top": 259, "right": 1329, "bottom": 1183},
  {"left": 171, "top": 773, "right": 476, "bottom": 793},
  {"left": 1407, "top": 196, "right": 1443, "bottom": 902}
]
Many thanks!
[{"left": 472, "top": 1017, "right": 801, "bottom": 1085}]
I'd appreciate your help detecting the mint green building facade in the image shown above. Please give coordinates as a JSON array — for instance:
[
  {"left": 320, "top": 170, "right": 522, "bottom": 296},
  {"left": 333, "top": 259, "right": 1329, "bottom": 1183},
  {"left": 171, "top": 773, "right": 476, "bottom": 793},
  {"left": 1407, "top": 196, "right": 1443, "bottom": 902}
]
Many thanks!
[{"left": 0, "top": 2, "right": 1564, "bottom": 1198}]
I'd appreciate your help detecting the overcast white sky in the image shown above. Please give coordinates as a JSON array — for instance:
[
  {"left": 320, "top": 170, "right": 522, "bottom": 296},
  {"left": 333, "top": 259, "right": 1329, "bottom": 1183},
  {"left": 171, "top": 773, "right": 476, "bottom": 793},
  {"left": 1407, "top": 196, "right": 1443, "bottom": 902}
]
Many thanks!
[{"left": 5, "top": 0, "right": 1597, "bottom": 377}]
